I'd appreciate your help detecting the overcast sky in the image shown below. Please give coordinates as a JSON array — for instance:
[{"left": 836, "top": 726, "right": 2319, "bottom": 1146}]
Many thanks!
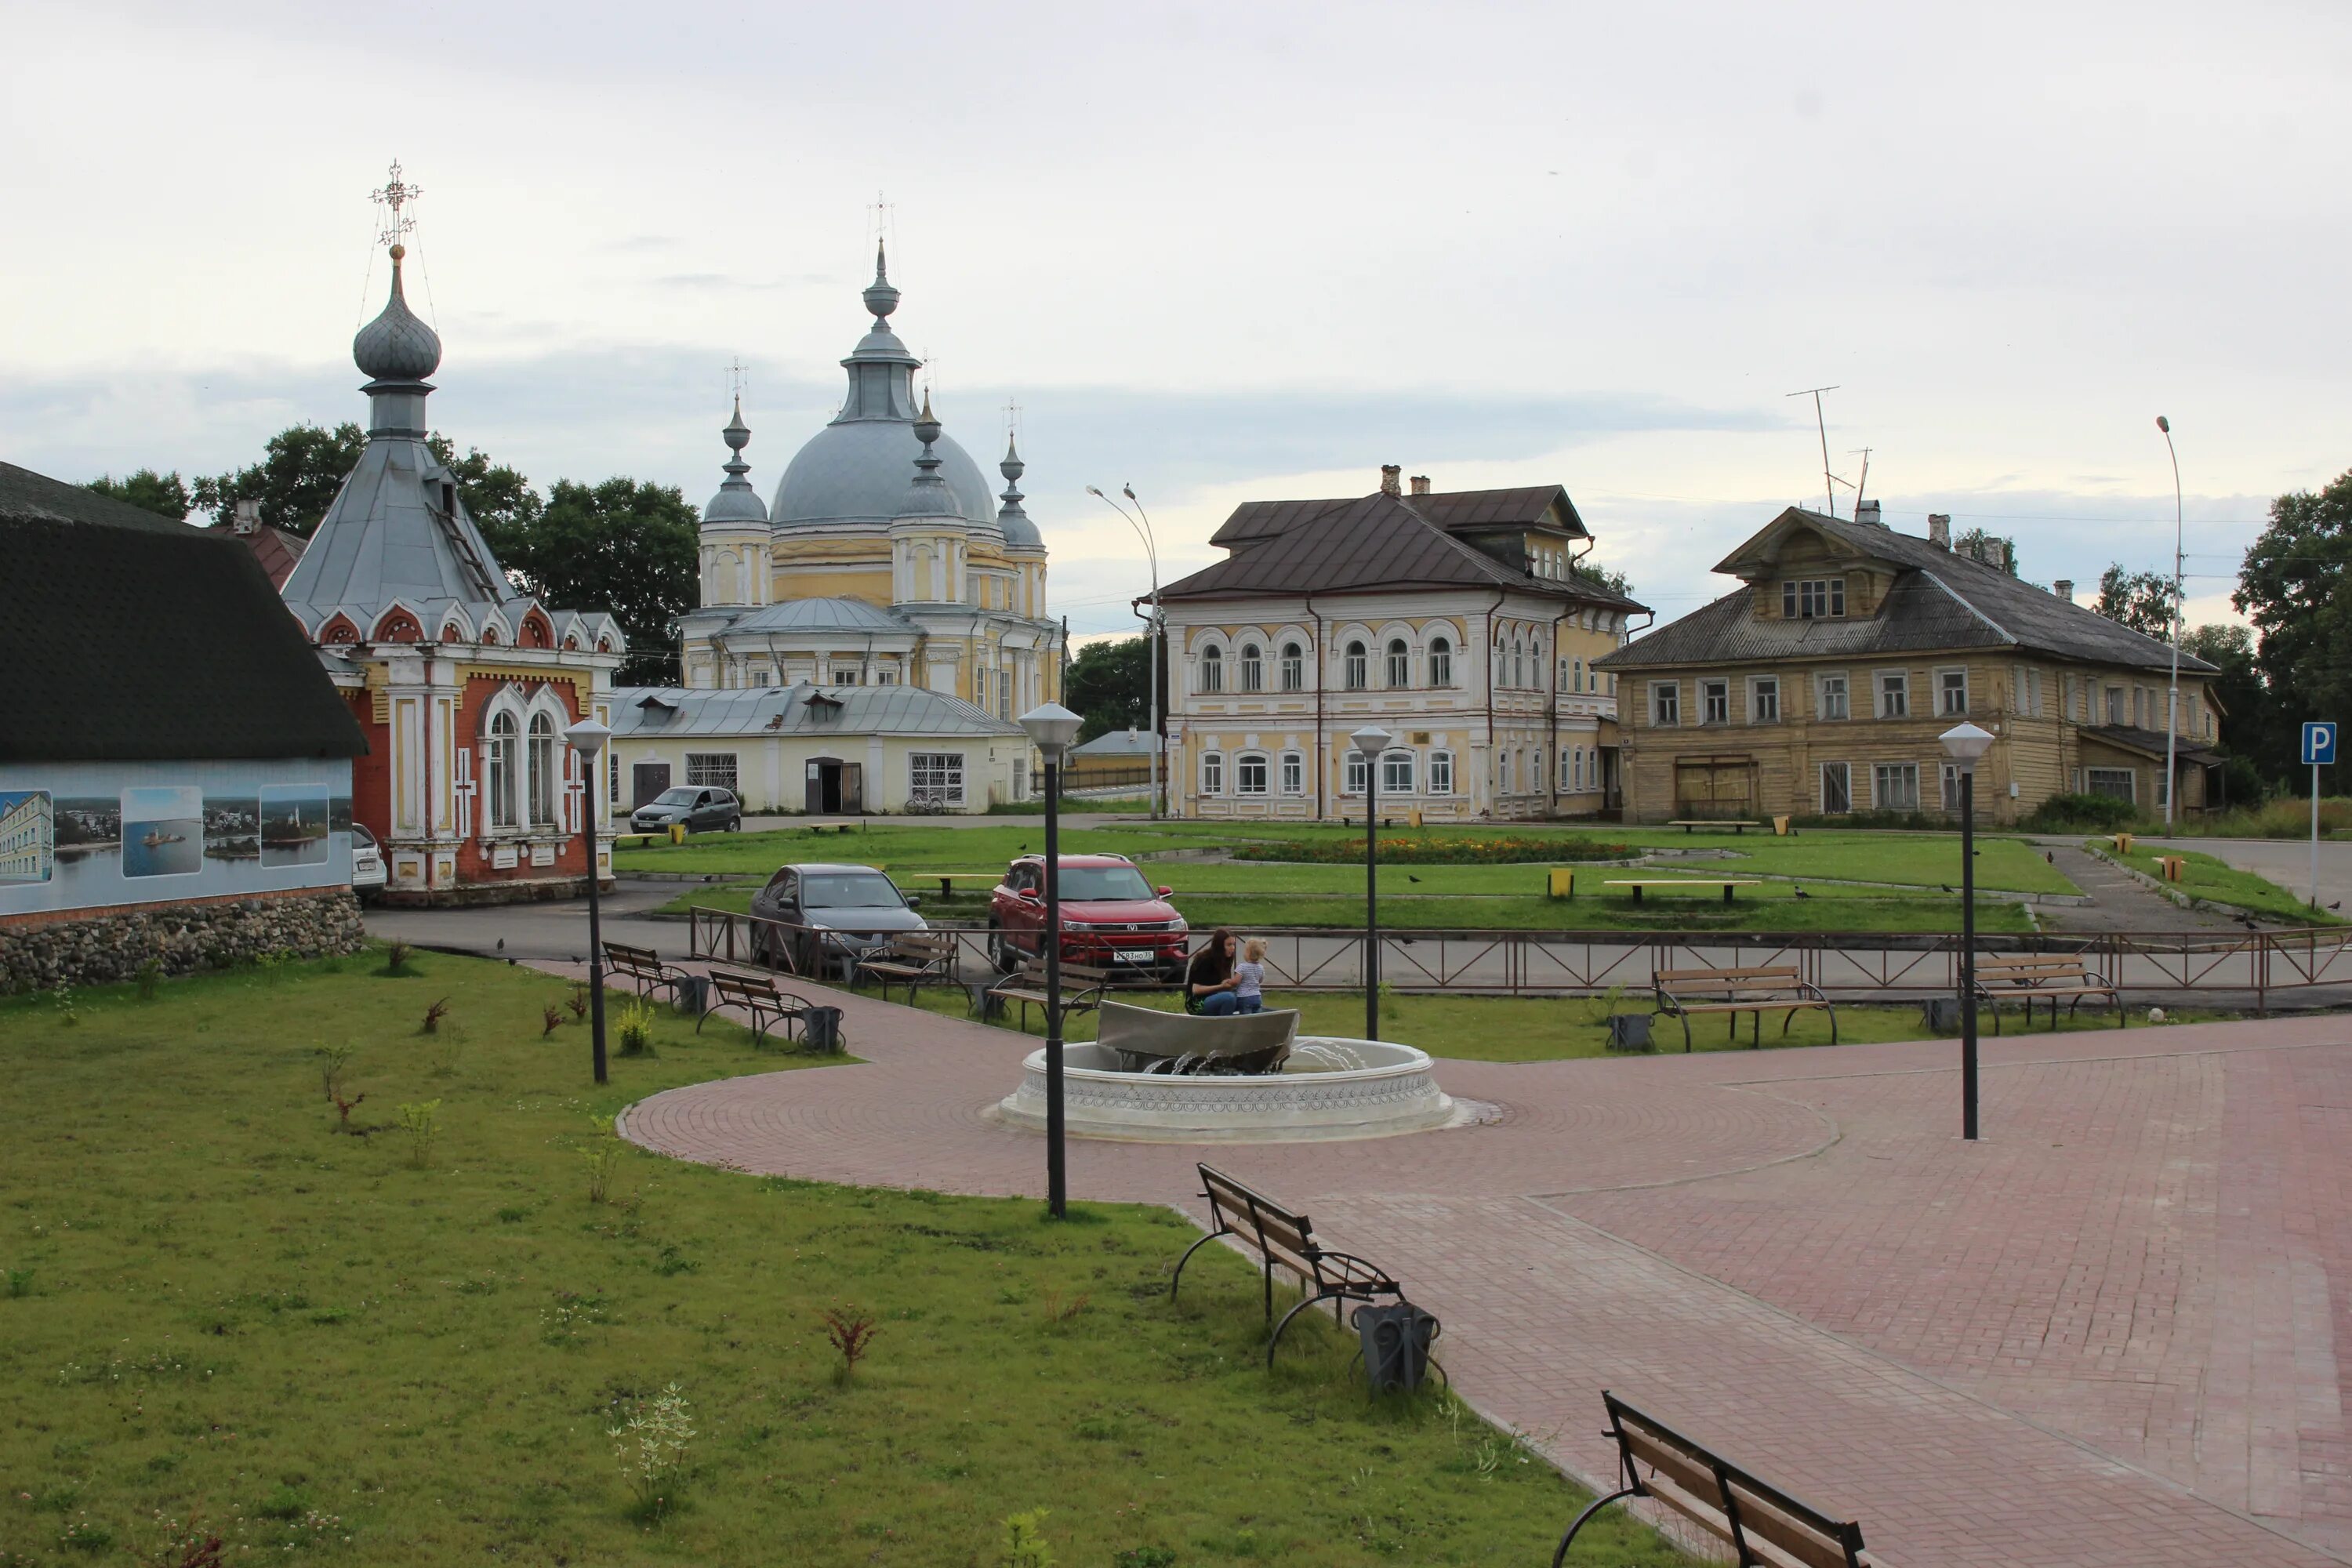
[{"left": 6, "top": 0, "right": 2347, "bottom": 639}]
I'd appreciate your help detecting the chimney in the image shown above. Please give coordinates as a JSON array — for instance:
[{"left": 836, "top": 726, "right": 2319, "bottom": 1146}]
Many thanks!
[
  {"left": 2054, "top": 579, "right": 2074, "bottom": 603},
  {"left": 1379, "top": 464, "right": 1402, "bottom": 498},
  {"left": 1928, "top": 513, "right": 1951, "bottom": 550},
  {"left": 232, "top": 498, "right": 261, "bottom": 535},
  {"left": 1983, "top": 538, "right": 2006, "bottom": 572},
  {"left": 1855, "top": 499, "right": 1882, "bottom": 528},
  {"left": 1409, "top": 474, "right": 1431, "bottom": 496}
]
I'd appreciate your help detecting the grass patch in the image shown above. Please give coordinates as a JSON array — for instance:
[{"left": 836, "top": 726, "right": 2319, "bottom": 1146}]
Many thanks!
[
  {"left": 0, "top": 949, "right": 1671, "bottom": 1566},
  {"left": 2092, "top": 839, "right": 2343, "bottom": 924}
]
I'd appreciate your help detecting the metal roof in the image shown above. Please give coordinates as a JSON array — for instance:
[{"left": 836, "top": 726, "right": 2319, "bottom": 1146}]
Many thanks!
[
  {"left": 1071, "top": 729, "right": 1161, "bottom": 756},
  {"left": 1600, "top": 507, "right": 2217, "bottom": 674},
  {"left": 1208, "top": 483, "right": 1586, "bottom": 549},
  {"left": 727, "top": 597, "right": 915, "bottom": 635},
  {"left": 701, "top": 397, "right": 769, "bottom": 526},
  {"left": 609, "top": 681, "right": 1023, "bottom": 739}
]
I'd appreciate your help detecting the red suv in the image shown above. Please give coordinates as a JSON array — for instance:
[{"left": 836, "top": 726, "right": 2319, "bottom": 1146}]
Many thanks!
[{"left": 989, "top": 853, "right": 1189, "bottom": 979}]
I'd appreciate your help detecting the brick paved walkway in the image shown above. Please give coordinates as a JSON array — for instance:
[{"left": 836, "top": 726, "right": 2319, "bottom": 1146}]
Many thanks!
[{"left": 613, "top": 971, "right": 2352, "bottom": 1567}]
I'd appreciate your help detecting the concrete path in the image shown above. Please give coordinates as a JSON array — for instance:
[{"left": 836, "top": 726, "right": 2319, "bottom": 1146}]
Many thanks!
[
  {"left": 612, "top": 979, "right": 2352, "bottom": 1568},
  {"left": 2143, "top": 837, "right": 2352, "bottom": 920},
  {"left": 2035, "top": 840, "right": 2249, "bottom": 934}
]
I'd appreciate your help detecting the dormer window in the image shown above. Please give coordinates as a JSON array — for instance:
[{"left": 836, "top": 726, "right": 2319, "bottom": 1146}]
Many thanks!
[{"left": 1782, "top": 579, "right": 1846, "bottom": 619}]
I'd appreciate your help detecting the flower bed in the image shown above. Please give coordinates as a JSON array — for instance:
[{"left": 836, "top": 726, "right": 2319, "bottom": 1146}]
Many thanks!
[{"left": 1235, "top": 835, "right": 1633, "bottom": 866}]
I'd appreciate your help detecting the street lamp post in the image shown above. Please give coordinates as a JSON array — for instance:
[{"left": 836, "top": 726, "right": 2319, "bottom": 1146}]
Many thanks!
[
  {"left": 1940, "top": 721, "right": 1994, "bottom": 1140},
  {"left": 1350, "top": 724, "right": 1396, "bottom": 1044},
  {"left": 2157, "top": 416, "right": 2184, "bottom": 826},
  {"left": 1019, "top": 701, "right": 1084, "bottom": 1218},
  {"left": 1087, "top": 485, "right": 1163, "bottom": 818},
  {"left": 563, "top": 716, "right": 615, "bottom": 1086}
]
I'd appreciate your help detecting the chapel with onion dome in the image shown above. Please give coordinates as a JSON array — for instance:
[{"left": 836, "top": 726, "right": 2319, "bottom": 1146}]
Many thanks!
[{"left": 671, "top": 242, "right": 1061, "bottom": 717}]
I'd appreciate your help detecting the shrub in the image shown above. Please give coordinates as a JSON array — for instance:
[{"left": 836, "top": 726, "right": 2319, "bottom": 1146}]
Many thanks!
[
  {"left": 2020, "top": 792, "right": 2143, "bottom": 832},
  {"left": 615, "top": 1000, "right": 657, "bottom": 1058},
  {"left": 420, "top": 997, "right": 451, "bottom": 1034},
  {"left": 542, "top": 1004, "right": 565, "bottom": 1037},
  {"left": 314, "top": 1044, "right": 354, "bottom": 1102},
  {"left": 608, "top": 1381, "right": 695, "bottom": 1515},
  {"left": 819, "top": 1303, "right": 881, "bottom": 1378},
  {"left": 395, "top": 1100, "right": 441, "bottom": 1168},
  {"left": 5, "top": 1268, "right": 33, "bottom": 1298},
  {"left": 583, "top": 1142, "right": 621, "bottom": 1205},
  {"left": 1000, "top": 1510, "right": 1054, "bottom": 1567},
  {"left": 330, "top": 1090, "right": 367, "bottom": 1135},
  {"left": 1040, "top": 1287, "right": 1090, "bottom": 1327},
  {"left": 567, "top": 985, "right": 590, "bottom": 1022},
  {"left": 379, "top": 940, "right": 415, "bottom": 976},
  {"left": 137, "top": 960, "right": 163, "bottom": 1000}
]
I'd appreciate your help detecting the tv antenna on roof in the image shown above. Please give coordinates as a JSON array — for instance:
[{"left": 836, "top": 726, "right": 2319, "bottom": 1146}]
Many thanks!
[
  {"left": 1849, "top": 448, "right": 1872, "bottom": 516},
  {"left": 1786, "top": 385, "right": 1840, "bottom": 517}
]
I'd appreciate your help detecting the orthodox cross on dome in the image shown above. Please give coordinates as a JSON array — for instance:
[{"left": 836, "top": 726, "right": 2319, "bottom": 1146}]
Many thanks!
[
  {"left": 727, "top": 358, "right": 748, "bottom": 402},
  {"left": 868, "top": 189, "right": 895, "bottom": 248},
  {"left": 371, "top": 161, "right": 422, "bottom": 249},
  {"left": 1004, "top": 398, "right": 1022, "bottom": 442}
]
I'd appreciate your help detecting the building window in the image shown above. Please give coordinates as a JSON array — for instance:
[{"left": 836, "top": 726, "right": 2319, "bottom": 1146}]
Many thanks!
[
  {"left": 1940, "top": 763, "right": 1967, "bottom": 812},
  {"left": 1820, "top": 762, "right": 1852, "bottom": 815},
  {"left": 1381, "top": 750, "right": 1415, "bottom": 794},
  {"left": 1386, "top": 638, "right": 1410, "bottom": 689},
  {"left": 2105, "top": 686, "right": 2125, "bottom": 725},
  {"left": 1817, "top": 673, "right": 1849, "bottom": 720},
  {"left": 526, "top": 712, "right": 559, "bottom": 827},
  {"left": 1345, "top": 641, "right": 1368, "bottom": 690},
  {"left": 1201, "top": 752, "right": 1225, "bottom": 795},
  {"left": 1701, "top": 679, "right": 1730, "bottom": 725},
  {"left": 1280, "top": 642, "right": 1305, "bottom": 691},
  {"left": 1650, "top": 681, "right": 1680, "bottom": 727},
  {"left": 1279, "top": 751, "right": 1303, "bottom": 794},
  {"left": 1428, "top": 751, "right": 1454, "bottom": 794},
  {"left": 1199, "top": 645, "right": 1224, "bottom": 693},
  {"left": 2027, "top": 667, "right": 2045, "bottom": 717},
  {"left": 999, "top": 669, "right": 1012, "bottom": 719},
  {"left": 1752, "top": 676, "right": 1780, "bottom": 724},
  {"left": 1013, "top": 758, "right": 1029, "bottom": 801},
  {"left": 608, "top": 751, "right": 620, "bottom": 804},
  {"left": 1872, "top": 763, "right": 1920, "bottom": 811},
  {"left": 1240, "top": 643, "right": 1264, "bottom": 693},
  {"left": 1782, "top": 579, "right": 1846, "bottom": 619},
  {"left": 1939, "top": 668, "right": 1969, "bottom": 716},
  {"left": 1236, "top": 753, "right": 1269, "bottom": 795},
  {"left": 1573, "top": 656, "right": 1586, "bottom": 693},
  {"left": 2155, "top": 770, "right": 2170, "bottom": 811},
  {"left": 1512, "top": 637, "right": 1525, "bottom": 688},
  {"left": 1343, "top": 752, "right": 1367, "bottom": 796},
  {"left": 486, "top": 710, "right": 520, "bottom": 830},
  {"left": 685, "top": 752, "right": 738, "bottom": 792},
  {"left": 2087, "top": 768, "right": 2136, "bottom": 802},
  {"left": 1429, "top": 637, "right": 1452, "bottom": 686},
  {"left": 1877, "top": 671, "right": 1909, "bottom": 719},
  {"left": 910, "top": 752, "right": 966, "bottom": 806}
]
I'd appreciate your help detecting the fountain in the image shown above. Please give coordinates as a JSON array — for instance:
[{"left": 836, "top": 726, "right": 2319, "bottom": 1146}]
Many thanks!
[{"left": 994, "top": 1001, "right": 1457, "bottom": 1143}]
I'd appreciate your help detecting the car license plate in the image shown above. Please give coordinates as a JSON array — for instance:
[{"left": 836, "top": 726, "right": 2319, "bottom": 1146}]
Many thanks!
[{"left": 1115, "top": 949, "right": 1154, "bottom": 962}]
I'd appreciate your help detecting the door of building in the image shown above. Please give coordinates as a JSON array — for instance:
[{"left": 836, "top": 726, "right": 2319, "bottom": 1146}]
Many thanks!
[
  {"left": 1672, "top": 756, "right": 1756, "bottom": 818},
  {"left": 631, "top": 761, "right": 671, "bottom": 809}
]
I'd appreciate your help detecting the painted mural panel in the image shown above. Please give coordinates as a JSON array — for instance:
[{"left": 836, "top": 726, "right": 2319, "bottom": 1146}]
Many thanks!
[{"left": 0, "top": 758, "right": 354, "bottom": 919}]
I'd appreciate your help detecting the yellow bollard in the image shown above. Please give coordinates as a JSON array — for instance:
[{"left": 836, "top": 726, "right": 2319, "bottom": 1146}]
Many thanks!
[
  {"left": 669, "top": 823, "right": 686, "bottom": 844},
  {"left": 1547, "top": 867, "right": 1575, "bottom": 900}
]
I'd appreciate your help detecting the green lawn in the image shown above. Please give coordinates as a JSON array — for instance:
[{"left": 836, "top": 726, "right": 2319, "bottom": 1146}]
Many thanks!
[
  {"left": 856, "top": 983, "right": 2172, "bottom": 1062},
  {"left": 0, "top": 952, "right": 1670, "bottom": 1566},
  {"left": 2093, "top": 840, "right": 2344, "bottom": 925}
]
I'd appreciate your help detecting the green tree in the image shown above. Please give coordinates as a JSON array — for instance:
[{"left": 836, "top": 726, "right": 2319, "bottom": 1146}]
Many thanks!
[
  {"left": 2095, "top": 564, "right": 2174, "bottom": 638},
  {"left": 491, "top": 477, "right": 699, "bottom": 686},
  {"left": 1953, "top": 528, "right": 2020, "bottom": 576},
  {"left": 84, "top": 469, "right": 191, "bottom": 522},
  {"left": 1571, "top": 563, "right": 1637, "bottom": 600},
  {"left": 191, "top": 422, "right": 368, "bottom": 536},
  {"left": 2234, "top": 466, "right": 2352, "bottom": 764},
  {"left": 2182, "top": 622, "right": 2278, "bottom": 797},
  {"left": 427, "top": 437, "right": 543, "bottom": 539},
  {"left": 1063, "top": 634, "right": 1164, "bottom": 740}
]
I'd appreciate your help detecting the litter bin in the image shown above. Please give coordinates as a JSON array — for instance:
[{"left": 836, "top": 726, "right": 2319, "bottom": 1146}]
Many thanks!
[
  {"left": 671, "top": 973, "right": 710, "bottom": 1018},
  {"left": 801, "top": 1006, "right": 844, "bottom": 1054},
  {"left": 1352, "top": 1301, "right": 1441, "bottom": 1394},
  {"left": 1546, "top": 867, "right": 1575, "bottom": 901},
  {"left": 1921, "top": 996, "right": 1965, "bottom": 1034},
  {"left": 1605, "top": 1012, "right": 1652, "bottom": 1052}
]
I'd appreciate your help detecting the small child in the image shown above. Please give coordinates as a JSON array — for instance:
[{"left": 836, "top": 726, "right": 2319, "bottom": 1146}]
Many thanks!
[{"left": 1233, "top": 938, "right": 1268, "bottom": 1014}]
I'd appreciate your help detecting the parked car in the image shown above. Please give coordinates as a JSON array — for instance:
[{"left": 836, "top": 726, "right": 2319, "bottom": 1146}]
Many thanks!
[
  {"left": 750, "top": 862, "right": 927, "bottom": 976},
  {"left": 988, "top": 853, "right": 1187, "bottom": 978},
  {"left": 630, "top": 786, "right": 741, "bottom": 835},
  {"left": 349, "top": 822, "right": 387, "bottom": 899}
]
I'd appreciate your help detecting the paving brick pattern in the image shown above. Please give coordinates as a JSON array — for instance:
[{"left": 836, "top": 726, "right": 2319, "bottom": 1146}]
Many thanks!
[{"left": 608, "top": 964, "right": 2352, "bottom": 1567}]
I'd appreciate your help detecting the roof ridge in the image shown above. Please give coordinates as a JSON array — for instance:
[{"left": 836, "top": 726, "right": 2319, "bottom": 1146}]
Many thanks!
[{"left": 1915, "top": 568, "right": 2019, "bottom": 643}]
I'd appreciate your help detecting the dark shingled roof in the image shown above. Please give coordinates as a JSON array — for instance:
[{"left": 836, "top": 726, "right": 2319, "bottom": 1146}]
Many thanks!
[
  {"left": 0, "top": 462, "right": 368, "bottom": 764},
  {"left": 1167, "top": 490, "right": 1645, "bottom": 610},
  {"left": 1599, "top": 507, "right": 2217, "bottom": 675},
  {"left": 1207, "top": 482, "right": 1586, "bottom": 549}
]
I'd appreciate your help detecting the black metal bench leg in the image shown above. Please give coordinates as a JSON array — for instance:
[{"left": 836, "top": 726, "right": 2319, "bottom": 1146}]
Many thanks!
[
  {"left": 1269, "top": 1290, "right": 1339, "bottom": 1369},
  {"left": 1552, "top": 1486, "right": 1640, "bottom": 1568},
  {"left": 1168, "top": 1226, "right": 1229, "bottom": 1302}
]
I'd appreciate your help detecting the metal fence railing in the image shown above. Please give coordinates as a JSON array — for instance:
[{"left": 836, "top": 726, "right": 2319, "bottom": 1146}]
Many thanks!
[{"left": 685, "top": 907, "right": 2352, "bottom": 1012}]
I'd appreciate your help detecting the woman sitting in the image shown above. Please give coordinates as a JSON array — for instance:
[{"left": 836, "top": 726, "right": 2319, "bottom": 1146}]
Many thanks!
[{"left": 1184, "top": 928, "right": 1243, "bottom": 1016}]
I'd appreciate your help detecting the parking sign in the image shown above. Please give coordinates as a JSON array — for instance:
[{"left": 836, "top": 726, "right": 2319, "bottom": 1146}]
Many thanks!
[{"left": 2304, "top": 722, "right": 2339, "bottom": 767}]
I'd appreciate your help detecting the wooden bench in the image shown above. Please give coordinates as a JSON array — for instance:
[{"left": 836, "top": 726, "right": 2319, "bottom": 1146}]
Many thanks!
[
  {"left": 1971, "top": 953, "right": 2122, "bottom": 1033},
  {"left": 1171, "top": 1163, "right": 1416, "bottom": 1369},
  {"left": 1553, "top": 1391, "right": 1873, "bottom": 1567},
  {"left": 851, "top": 931, "right": 960, "bottom": 1005},
  {"left": 924, "top": 872, "right": 1002, "bottom": 902},
  {"left": 979, "top": 956, "right": 1112, "bottom": 1030},
  {"left": 1667, "top": 818, "right": 1762, "bottom": 834},
  {"left": 1653, "top": 964, "right": 1838, "bottom": 1050},
  {"left": 1606, "top": 878, "right": 1764, "bottom": 905},
  {"left": 696, "top": 968, "right": 818, "bottom": 1049},
  {"left": 602, "top": 941, "right": 688, "bottom": 1002}
]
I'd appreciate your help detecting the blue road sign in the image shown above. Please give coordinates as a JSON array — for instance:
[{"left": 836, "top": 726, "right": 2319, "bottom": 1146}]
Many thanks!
[{"left": 2305, "top": 721, "right": 2339, "bottom": 767}]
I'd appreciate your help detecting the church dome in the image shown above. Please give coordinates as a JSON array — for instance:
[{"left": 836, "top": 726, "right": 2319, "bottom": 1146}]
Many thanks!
[
  {"left": 353, "top": 245, "right": 441, "bottom": 383},
  {"left": 702, "top": 397, "right": 769, "bottom": 526},
  {"left": 768, "top": 243, "right": 999, "bottom": 528}
]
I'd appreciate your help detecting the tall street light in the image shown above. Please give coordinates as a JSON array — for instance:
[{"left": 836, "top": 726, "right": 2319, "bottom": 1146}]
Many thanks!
[
  {"left": 1019, "top": 701, "right": 1084, "bottom": 1218},
  {"left": 2157, "top": 416, "right": 2185, "bottom": 826},
  {"left": 1940, "top": 721, "right": 1994, "bottom": 1140},
  {"left": 1087, "top": 485, "right": 1163, "bottom": 818},
  {"left": 1350, "top": 724, "right": 1396, "bottom": 1044},
  {"left": 563, "top": 716, "right": 615, "bottom": 1086}
]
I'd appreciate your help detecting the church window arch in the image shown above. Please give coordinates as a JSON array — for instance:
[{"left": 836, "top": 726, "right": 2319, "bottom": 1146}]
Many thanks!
[
  {"left": 527, "top": 710, "right": 558, "bottom": 826},
  {"left": 1199, "top": 644, "right": 1224, "bottom": 694},
  {"left": 1344, "top": 641, "right": 1369, "bottom": 691},
  {"left": 1385, "top": 638, "right": 1410, "bottom": 689},
  {"left": 485, "top": 708, "right": 521, "bottom": 830},
  {"left": 521, "top": 611, "right": 554, "bottom": 649},
  {"left": 1239, "top": 643, "right": 1264, "bottom": 693}
]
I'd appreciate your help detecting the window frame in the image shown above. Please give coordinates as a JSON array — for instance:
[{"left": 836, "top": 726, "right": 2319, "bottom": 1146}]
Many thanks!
[
  {"left": 1751, "top": 675, "right": 1780, "bottom": 724},
  {"left": 1385, "top": 637, "right": 1411, "bottom": 690},
  {"left": 1279, "top": 641, "right": 1305, "bottom": 692},
  {"left": 909, "top": 750, "right": 967, "bottom": 806},
  {"left": 1235, "top": 751, "right": 1270, "bottom": 796},
  {"left": 2086, "top": 767, "right": 2136, "bottom": 803},
  {"left": 1342, "top": 751, "right": 1367, "bottom": 797},
  {"left": 1380, "top": 750, "right": 1415, "bottom": 795},
  {"left": 1820, "top": 760, "right": 1852, "bottom": 815},
  {"left": 1700, "top": 677, "right": 1730, "bottom": 726},
  {"left": 1428, "top": 637, "right": 1452, "bottom": 688},
  {"left": 1428, "top": 750, "right": 1454, "bottom": 795},
  {"left": 1817, "top": 671, "right": 1849, "bottom": 721},
  {"left": 1279, "top": 751, "right": 1304, "bottom": 795},
  {"left": 1871, "top": 761, "right": 1921, "bottom": 812},
  {"left": 1875, "top": 670, "right": 1911, "bottom": 720},
  {"left": 1937, "top": 666, "right": 1969, "bottom": 717},
  {"left": 684, "top": 750, "right": 739, "bottom": 793},
  {"left": 1650, "top": 681, "right": 1680, "bottom": 727},
  {"left": 1200, "top": 750, "right": 1225, "bottom": 797},
  {"left": 486, "top": 709, "right": 521, "bottom": 831},
  {"left": 1783, "top": 578, "right": 1847, "bottom": 619},
  {"left": 527, "top": 711, "right": 559, "bottom": 827},
  {"left": 1344, "top": 641, "right": 1369, "bottom": 691},
  {"left": 1239, "top": 643, "right": 1264, "bottom": 694}
]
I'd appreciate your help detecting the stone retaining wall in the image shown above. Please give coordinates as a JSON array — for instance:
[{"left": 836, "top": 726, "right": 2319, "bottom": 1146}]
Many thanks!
[{"left": 0, "top": 887, "right": 367, "bottom": 993}]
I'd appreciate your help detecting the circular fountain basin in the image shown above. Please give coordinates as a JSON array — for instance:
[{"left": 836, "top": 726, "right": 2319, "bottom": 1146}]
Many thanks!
[{"left": 995, "top": 1036, "right": 1457, "bottom": 1143}]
